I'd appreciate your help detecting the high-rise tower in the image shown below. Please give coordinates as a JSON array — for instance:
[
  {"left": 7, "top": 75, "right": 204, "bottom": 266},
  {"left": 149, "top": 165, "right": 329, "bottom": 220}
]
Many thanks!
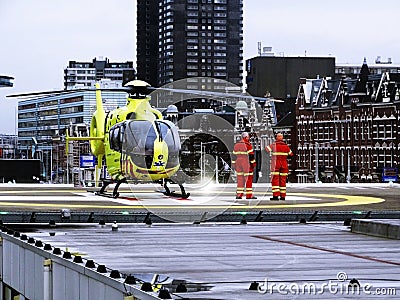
[{"left": 137, "top": 0, "right": 243, "bottom": 89}]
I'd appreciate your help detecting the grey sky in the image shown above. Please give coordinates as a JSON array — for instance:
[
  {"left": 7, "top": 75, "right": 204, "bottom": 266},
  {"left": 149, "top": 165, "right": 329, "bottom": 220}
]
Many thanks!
[{"left": 1, "top": 0, "right": 399, "bottom": 134}]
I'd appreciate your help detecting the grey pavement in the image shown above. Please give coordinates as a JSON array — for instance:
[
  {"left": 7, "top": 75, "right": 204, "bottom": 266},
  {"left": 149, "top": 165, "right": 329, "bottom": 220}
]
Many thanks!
[{"left": 24, "top": 221, "right": 400, "bottom": 299}]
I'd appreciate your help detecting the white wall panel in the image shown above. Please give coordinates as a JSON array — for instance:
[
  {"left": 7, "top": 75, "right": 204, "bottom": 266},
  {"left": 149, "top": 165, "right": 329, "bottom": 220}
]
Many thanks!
[
  {"left": 52, "top": 263, "right": 66, "bottom": 300},
  {"left": 33, "top": 252, "right": 44, "bottom": 300},
  {"left": 88, "top": 278, "right": 106, "bottom": 300},
  {"left": 65, "top": 269, "right": 80, "bottom": 300},
  {"left": 10, "top": 243, "right": 19, "bottom": 289},
  {"left": 1, "top": 234, "right": 158, "bottom": 300},
  {"left": 18, "top": 247, "right": 25, "bottom": 295},
  {"left": 23, "top": 250, "right": 35, "bottom": 299},
  {"left": 2, "top": 239, "right": 10, "bottom": 284},
  {"left": 79, "top": 275, "right": 89, "bottom": 300},
  {"left": 104, "top": 286, "right": 122, "bottom": 300}
]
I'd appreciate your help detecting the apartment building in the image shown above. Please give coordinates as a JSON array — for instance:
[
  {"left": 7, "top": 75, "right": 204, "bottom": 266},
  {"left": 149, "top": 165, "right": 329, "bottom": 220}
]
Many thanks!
[{"left": 137, "top": 0, "right": 243, "bottom": 88}]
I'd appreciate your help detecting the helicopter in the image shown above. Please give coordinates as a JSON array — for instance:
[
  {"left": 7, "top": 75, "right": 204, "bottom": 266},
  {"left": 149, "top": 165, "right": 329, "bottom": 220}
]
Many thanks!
[
  {"left": 8, "top": 79, "right": 282, "bottom": 199},
  {"left": 67, "top": 80, "right": 189, "bottom": 198}
]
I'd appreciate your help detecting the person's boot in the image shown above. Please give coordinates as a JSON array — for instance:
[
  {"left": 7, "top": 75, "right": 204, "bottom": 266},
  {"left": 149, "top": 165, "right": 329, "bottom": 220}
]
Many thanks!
[
  {"left": 270, "top": 196, "right": 279, "bottom": 201},
  {"left": 236, "top": 194, "right": 242, "bottom": 199},
  {"left": 279, "top": 197, "right": 285, "bottom": 201}
]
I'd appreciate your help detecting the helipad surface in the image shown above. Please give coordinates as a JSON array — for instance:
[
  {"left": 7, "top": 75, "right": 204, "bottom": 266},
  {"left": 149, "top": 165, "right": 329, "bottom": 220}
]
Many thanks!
[
  {"left": 0, "top": 183, "right": 395, "bottom": 213},
  {"left": 22, "top": 221, "right": 400, "bottom": 299}
]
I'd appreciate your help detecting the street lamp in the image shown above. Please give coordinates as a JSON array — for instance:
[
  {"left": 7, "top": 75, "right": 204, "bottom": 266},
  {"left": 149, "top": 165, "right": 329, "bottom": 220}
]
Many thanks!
[
  {"left": 200, "top": 141, "right": 218, "bottom": 183},
  {"left": 314, "top": 140, "right": 337, "bottom": 183},
  {"left": 31, "top": 137, "right": 54, "bottom": 183},
  {"left": 315, "top": 142, "right": 319, "bottom": 183},
  {"left": 347, "top": 149, "right": 351, "bottom": 183}
]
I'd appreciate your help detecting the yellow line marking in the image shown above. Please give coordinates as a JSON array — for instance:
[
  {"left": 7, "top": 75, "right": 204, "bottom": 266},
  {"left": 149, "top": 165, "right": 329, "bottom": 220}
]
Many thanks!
[{"left": 0, "top": 193, "right": 385, "bottom": 209}]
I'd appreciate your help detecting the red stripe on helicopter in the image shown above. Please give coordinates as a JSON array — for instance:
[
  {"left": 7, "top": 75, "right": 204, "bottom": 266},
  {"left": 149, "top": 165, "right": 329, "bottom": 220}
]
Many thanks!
[{"left": 135, "top": 168, "right": 176, "bottom": 175}]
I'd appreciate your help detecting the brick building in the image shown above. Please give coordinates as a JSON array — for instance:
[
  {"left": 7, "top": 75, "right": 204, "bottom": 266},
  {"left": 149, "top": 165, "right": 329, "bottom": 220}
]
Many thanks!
[{"left": 295, "top": 60, "right": 400, "bottom": 183}]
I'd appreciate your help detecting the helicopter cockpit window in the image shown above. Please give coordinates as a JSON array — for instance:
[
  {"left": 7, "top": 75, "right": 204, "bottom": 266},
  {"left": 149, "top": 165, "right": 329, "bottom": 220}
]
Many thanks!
[
  {"left": 155, "top": 120, "right": 181, "bottom": 154},
  {"left": 109, "top": 125, "right": 120, "bottom": 152},
  {"left": 124, "top": 120, "right": 153, "bottom": 154},
  {"left": 123, "top": 120, "right": 181, "bottom": 169},
  {"left": 109, "top": 123, "right": 125, "bottom": 152}
]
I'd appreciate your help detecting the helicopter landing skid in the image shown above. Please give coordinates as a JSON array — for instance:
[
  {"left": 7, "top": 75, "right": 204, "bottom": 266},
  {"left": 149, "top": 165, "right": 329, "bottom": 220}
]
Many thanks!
[
  {"left": 95, "top": 179, "right": 126, "bottom": 199},
  {"left": 162, "top": 180, "right": 190, "bottom": 199}
]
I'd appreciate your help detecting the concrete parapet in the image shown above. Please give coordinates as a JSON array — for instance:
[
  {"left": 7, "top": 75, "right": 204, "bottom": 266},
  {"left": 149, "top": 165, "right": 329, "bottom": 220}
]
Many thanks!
[{"left": 351, "top": 219, "right": 400, "bottom": 239}]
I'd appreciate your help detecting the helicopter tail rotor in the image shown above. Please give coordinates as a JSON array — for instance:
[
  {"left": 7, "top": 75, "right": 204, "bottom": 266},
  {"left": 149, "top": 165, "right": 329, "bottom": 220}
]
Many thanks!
[{"left": 89, "top": 84, "right": 106, "bottom": 157}]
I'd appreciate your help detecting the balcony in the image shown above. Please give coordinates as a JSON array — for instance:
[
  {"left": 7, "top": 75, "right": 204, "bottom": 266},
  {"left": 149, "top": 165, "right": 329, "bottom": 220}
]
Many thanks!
[{"left": 0, "top": 75, "right": 14, "bottom": 87}]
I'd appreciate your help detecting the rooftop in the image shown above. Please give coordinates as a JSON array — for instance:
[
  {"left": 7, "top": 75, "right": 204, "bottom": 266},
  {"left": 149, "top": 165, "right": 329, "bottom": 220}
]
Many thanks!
[{"left": 20, "top": 220, "right": 400, "bottom": 299}]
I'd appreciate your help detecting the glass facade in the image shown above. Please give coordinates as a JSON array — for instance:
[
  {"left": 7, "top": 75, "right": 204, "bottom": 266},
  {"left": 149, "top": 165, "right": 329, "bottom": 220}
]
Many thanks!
[{"left": 17, "top": 91, "right": 127, "bottom": 148}]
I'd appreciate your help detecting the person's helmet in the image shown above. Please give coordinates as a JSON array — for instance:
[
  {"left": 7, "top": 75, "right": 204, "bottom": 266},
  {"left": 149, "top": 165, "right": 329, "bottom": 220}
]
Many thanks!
[
  {"left": 276, "top": 133, "right": 283, "bottom": 141},
  {"left": 242, "top": 132, "right": 249, "bottom": 139}
]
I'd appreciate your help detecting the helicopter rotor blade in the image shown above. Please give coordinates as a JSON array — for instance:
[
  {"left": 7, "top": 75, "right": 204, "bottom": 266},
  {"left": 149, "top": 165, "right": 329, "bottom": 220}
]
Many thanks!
[
  {"left": 6, "top": 89, "right": 84, "bottom": 99},
  {"left": 6, "top": 80, "right": 283, "bottom": 103},
  {"left": 6, "top": 87, "right": 130, "bottom": 100},
  {"left": 150, "top": 87, "right": 284, "bottom": 102}
]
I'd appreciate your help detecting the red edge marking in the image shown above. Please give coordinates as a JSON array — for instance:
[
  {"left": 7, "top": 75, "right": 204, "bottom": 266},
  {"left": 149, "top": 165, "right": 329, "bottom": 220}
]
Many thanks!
[
  {"left": 253, "top": 235, "right": 400, "bottom": 266},
  {"left": 119, "top": 196, "right": 139, "bottom": 201},
  {"left": 163, "top": 196, "right": 192, "bottom": 201}
]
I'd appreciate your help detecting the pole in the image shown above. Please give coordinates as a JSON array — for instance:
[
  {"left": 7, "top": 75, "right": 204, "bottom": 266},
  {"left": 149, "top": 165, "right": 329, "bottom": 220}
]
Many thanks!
[
  {"left": 43, "top": 259, "right": 53, "bottom": 300},
  {"left": 56, "top": 143, "right": 59, "bottom": 183},
  {"left": 200, "top": 142, "right": 203, "bottom": 183},
  {"left": 46, "top": 148, "right": 49, "bottom": 182},
  {"left": 347, "top": 150, "right": 351, "bottom": 183},
  {"left": 50, "top": 145, "right": 53, "bottom": 184},
  {"left": 66, "top": 141, "right": 69, "bottom": 185},
  {"left": 315, "top": 142, "right": 319, "bottom": 183},
  {"left": 215, "top": 155, "right": 219, "bottom": 184}
]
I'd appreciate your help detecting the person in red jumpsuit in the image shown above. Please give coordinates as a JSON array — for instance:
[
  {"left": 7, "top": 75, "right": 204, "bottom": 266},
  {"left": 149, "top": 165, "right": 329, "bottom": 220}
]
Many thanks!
[
  {"left": 232, "top": 132, "right": 257, "bottom": 199},
  {"left": 265, "top": 133, "right": 293, "bottom": 200}
]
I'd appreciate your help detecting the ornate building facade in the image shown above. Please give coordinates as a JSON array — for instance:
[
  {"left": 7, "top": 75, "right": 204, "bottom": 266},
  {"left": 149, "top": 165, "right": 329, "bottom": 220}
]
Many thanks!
[{"left": 295, "top": 60, "right": 400, "bottom": 183}]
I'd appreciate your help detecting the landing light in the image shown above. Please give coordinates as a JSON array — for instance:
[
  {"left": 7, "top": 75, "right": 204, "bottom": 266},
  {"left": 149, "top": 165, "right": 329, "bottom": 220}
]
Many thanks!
[
  {"left": 352, "top": 211, "right": 363, "bottom": 215},
  {"left": 120, "top": 211, "right": 130, "bottom": 215},
  {"left": 0, "top": 212, "right": 9, "bottom": 215},
  {"left": 199, "top": 181, "right": 217, "bottom": 193}
]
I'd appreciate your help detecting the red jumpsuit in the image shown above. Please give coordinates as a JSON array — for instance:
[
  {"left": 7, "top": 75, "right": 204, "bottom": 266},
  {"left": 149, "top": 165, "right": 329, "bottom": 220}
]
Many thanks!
[
  {"left": 232, "top": 138, "right": 256, "bottom": 199},
  {"left": 265, "top": 140, "right": 293, "bottom": 199}
]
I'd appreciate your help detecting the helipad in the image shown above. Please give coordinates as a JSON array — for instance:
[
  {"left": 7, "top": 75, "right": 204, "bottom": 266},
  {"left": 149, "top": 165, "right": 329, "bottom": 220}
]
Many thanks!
[{"left": 0, "top": 183, "right": 389, "bottom": 211}]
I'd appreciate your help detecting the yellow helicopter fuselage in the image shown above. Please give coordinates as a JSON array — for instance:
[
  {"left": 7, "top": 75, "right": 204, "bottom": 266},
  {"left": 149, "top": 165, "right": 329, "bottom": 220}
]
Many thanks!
[{"left": 104, "top": 96, "right": 180, "bottom": 182}]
